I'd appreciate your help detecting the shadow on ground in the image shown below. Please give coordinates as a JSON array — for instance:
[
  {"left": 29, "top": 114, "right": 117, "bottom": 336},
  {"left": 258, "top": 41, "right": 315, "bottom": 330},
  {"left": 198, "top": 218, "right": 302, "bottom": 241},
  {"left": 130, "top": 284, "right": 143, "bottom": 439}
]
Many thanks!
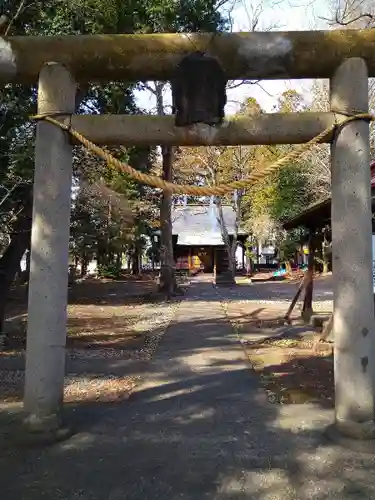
[
  {"left": 4, "top": 275, "right": 167, "bottom": 324},
  {"left": 0, "top": 275, "right": 373, "bottom": 500}
]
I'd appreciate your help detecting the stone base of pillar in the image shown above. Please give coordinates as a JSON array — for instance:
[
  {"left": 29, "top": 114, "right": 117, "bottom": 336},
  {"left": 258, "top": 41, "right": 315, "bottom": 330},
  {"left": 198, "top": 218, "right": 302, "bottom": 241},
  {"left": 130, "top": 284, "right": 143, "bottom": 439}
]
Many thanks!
[
  {"left": 325, "top": 420, "right": 375, "bottom": 454},
  {"left": 21, "top": 413, "right": 72, "bottom": 447},
  {"left": 1, "top": 411, "right": 72, "bottom": 449}
]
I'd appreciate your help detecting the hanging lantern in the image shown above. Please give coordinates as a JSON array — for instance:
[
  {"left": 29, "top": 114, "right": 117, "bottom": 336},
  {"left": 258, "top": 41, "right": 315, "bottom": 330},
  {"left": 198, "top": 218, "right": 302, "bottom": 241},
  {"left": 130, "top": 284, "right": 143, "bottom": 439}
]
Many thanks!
[{"left": 171, "top": 51, "right": 227, "bottom": 127}]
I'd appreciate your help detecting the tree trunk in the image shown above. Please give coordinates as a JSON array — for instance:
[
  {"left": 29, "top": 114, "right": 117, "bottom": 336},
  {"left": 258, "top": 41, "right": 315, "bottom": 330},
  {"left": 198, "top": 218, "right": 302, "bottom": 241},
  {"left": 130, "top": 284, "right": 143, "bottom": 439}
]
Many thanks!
[
  {"left": 25, "top": 248, "right": 31, "bottom": 283},
  {"left": 109, "top": 252, "right": 115, "bottom": 267},
  {"left": 132, "top": 246, "right": 140, "bottom": 275},
  {"left": 158, "top": 146, "right": 177, "bottom": 297},
  {"left": 322, "top": 252, "right": 329, "bottom": 274},
  {"left": 68, "top": 265, "right": 76, "bottom": 286},
  {"left": 138, "top": 249, "right": 142, "bottom": 273},
  {"left": 216, "top": 199, "right": 237, "bottom": 282},
  {"left": 229, "top": 243, "right": 236, "bottom": 278},
  {"left": 302, "top": 231, "right": 315, "bottom": 323},
  {"left": 97, "top": 243, "right": 104, "bottom": 267},
  {"left": 246, "top": 259, "right": 252, "bottom": 276},
  {"left": 322, "top": 225, "right": 331, "bottom": 274},
  {"left": 153, "top": 81, "right": 177, "bottom": 297},
  {"left": 151, "top": 248, "right": 155, "bottom": 271},
  {"left": 81, "top": 256, "right": 88, "bottom": 277},
  {"left": 0, "top": 195, "right": 32, "bottom": 333}
]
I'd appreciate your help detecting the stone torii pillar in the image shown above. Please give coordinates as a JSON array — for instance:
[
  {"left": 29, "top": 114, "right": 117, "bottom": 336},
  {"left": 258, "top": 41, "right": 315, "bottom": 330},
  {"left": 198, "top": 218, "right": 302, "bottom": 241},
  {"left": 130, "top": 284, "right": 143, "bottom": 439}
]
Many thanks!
[
  {"left": 24, "top": 62, "right": 76, "bottom": 434},
  {"left": 330, "top": 57, "right": 375, "bottom": 445}
]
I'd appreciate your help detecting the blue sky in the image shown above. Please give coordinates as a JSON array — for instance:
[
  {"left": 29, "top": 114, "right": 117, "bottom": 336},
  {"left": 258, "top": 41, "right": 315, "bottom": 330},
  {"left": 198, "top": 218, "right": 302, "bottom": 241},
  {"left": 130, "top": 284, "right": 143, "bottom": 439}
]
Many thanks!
[{"left": 135, "top": 0, "right": 330, "bottom": 114}]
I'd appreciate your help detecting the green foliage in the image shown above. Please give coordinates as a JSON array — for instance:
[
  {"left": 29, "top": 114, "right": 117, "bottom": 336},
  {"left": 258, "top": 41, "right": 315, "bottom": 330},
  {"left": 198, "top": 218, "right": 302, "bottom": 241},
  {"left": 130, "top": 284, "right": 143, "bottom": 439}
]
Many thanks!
[
  {"left": 278, "top": 232, "right": 300, "bottom": 261},
  {"left": 97, "top": 262, "right": 122, "bottom": 280},
  {"left": 275, "top": 89, "right": 306, "bottom": 113},
  {"left": 238, "top": 97, "right": 263, "bottom": 116},
  {"left": 129, "top": 0, "right": 228, "bottom": 33},
  {"left": 0, "top": 0, "right": 228, "bottom": 271},
  {"left": 240, "top": 90, "right": 314, "bottom": 252},
  {"left": 0, "top": 84, "right": 36, "bottom": 255},
  {"left": 270, "top": 163, "right": 311, "bottom": 222},
  {"left": 244, "top": 239, "right": 256, "bottom": 261}
]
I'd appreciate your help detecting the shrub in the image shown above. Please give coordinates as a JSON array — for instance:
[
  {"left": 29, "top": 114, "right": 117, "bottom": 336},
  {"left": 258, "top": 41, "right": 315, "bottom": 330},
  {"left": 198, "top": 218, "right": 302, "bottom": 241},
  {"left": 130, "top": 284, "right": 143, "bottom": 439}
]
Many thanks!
[{"left": 97, "top": 263, "right": 122, "bottom": 279}]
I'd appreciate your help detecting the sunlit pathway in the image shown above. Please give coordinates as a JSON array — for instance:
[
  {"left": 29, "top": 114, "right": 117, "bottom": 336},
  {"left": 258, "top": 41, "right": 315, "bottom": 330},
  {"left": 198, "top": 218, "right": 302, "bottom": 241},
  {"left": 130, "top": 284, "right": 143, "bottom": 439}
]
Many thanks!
[{"left": 1, "top": 275, "right": 375, "bottom": 499}]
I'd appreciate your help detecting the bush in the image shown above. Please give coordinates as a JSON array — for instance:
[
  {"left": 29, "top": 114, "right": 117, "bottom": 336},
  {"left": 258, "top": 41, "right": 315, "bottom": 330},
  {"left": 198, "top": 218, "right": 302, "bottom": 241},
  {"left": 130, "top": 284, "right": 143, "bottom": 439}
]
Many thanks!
[{"left": 97, "top": 263, "right": 122, "bottom": 279}]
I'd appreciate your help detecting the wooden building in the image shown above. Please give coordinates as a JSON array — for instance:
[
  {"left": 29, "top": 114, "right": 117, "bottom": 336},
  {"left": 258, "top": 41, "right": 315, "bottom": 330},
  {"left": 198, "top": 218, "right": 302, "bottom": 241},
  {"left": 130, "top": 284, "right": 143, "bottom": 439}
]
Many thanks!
[
  {"left": 283, "top": 161, "right": 375, "bottom": 273},
  {"left": 171, "top": 204, "right": 248, "bottom": 280}
]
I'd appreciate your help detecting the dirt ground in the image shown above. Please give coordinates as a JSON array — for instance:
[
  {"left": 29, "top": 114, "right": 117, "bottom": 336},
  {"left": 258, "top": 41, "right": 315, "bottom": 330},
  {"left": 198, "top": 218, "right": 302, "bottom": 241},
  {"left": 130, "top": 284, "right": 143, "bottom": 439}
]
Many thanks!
[
  {"left": 0, "top": 272, "right": 180, "bottom": 403},
  {"left": 4, "top": 272, "right": 159, "bottom": 351},
  {"left": 1, "top": 272, "right": 334, "bottom": 406},
  {"left": 243, "top": 337, "right": 334, "bottom": 406},
  {"left": 223, "top": 298, "right": 334, "bottom": 407}
]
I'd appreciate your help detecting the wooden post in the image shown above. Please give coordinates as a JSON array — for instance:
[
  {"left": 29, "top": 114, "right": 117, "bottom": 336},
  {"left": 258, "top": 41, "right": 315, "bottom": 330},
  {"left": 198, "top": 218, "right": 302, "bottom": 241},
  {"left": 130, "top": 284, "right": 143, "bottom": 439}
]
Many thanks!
[
  {"left": 330, "top": 58, "right": 375, "bottom": 440},
  {"left": 24, "top": 63, "right": 76, "bottom": 434},
  {"left": 302, "top": 230, "right": 314, "bottom": 322},
  {"left": 159, "top": 147, "right": 176, "bottom": 295},
  {"left": 284, "top": 274, "right": 308, "bottom": 323},
  {"left": 213, "top": 248, "right": 217, "bottom": 283}
]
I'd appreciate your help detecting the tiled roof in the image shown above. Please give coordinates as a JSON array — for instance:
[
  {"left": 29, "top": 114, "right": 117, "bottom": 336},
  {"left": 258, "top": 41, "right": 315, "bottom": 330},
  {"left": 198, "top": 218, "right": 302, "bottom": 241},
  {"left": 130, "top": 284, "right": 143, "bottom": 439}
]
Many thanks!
[{"left": 171, "top": 204, "right": 246, "bottom": 245}]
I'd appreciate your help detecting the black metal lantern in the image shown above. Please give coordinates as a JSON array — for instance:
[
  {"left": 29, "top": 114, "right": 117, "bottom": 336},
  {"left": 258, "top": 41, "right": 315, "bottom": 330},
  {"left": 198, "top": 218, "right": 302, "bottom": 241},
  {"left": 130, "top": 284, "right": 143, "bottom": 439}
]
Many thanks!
[{"left": 171, "top": 51, "right": 227, "bottom": 127}]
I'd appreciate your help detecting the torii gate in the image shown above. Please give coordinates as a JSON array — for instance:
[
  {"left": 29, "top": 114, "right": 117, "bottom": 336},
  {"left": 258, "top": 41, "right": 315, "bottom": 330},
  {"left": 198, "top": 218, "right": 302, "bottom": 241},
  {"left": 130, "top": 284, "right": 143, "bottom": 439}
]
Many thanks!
[{"left": 1, "top": 29, "right": 375, "bottom": 445}]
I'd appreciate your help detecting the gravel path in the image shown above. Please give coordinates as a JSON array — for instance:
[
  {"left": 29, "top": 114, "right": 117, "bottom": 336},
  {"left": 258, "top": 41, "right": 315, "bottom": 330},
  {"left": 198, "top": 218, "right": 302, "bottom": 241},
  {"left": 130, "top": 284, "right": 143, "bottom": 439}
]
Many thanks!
[
  {"left": 1, "top": 275, "right": 375, "bottom": 499},
  {"left": 0, "top": 300, "right": 179, "bottom": 403}
]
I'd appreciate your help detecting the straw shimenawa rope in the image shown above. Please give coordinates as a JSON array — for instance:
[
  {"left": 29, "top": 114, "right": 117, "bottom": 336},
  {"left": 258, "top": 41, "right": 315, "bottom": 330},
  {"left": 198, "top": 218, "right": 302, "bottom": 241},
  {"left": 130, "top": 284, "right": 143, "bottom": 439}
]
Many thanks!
[{"left": 32, "top": 113, "right": 374, "bottom": 196}]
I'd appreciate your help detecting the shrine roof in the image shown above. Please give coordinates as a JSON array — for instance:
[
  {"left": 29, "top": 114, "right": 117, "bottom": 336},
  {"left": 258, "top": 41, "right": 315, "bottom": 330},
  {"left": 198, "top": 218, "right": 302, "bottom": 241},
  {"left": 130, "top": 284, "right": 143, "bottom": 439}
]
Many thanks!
[{"left": 172, "top": 204, "right": 247, "bottom": 244}]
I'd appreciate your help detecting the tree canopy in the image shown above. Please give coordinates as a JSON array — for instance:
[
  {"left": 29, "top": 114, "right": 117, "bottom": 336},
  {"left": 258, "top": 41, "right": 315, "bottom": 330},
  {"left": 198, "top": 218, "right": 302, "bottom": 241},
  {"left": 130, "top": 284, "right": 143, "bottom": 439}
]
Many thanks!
[{"left": 0, "top": 0, "right": 229, "bottom": 327}]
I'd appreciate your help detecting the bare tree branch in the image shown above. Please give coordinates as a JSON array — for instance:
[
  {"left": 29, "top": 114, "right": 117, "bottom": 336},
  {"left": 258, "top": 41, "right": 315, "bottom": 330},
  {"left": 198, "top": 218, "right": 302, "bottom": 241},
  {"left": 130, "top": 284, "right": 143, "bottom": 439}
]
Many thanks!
[
  {"left": 3, "top": 0, "right": 32, "bottom": 35},
  {"left": 322, "top": 0, "right": 375, "bottom": 27}
]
